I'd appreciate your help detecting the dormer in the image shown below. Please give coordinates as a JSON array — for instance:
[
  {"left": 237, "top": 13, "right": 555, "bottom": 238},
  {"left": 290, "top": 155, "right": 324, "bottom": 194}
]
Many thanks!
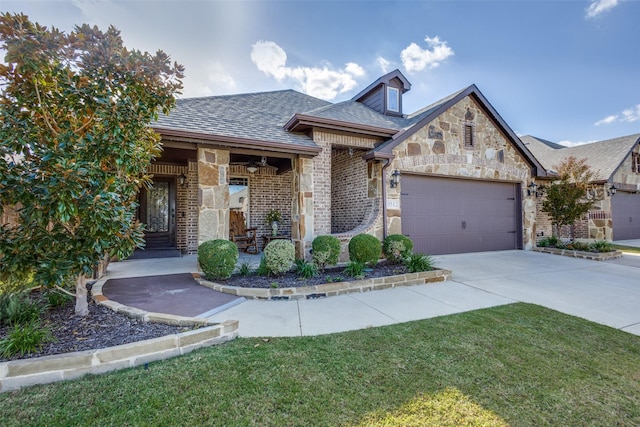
[{"left": 352, "top": 69, "right": 411, "bottom": 117}]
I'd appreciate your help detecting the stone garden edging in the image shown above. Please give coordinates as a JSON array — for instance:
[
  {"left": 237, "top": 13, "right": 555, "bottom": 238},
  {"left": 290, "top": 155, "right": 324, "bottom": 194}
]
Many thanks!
[
  {"left": 195, "top": 268, "right": 452, "bottom": 301},
  {"left": 533, "top": 247, "right": 623, "bottom": 261},
  {"left": 0, "top": 320, "right": 238, "bottom": 393}
]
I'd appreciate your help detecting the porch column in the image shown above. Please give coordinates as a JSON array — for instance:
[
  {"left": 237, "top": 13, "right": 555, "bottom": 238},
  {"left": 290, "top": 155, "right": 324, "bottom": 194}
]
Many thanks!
[
  {"left": 197, "top": 147, "right": 230, "bottom": 246},
  {"left": 292, "top": 157, "right": 315, "bottom": 259}
]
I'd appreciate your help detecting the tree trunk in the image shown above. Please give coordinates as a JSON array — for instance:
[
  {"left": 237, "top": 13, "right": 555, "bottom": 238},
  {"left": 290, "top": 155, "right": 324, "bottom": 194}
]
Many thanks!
[{"left": 75, "top": 273, "right": 89, "bottom": 316}]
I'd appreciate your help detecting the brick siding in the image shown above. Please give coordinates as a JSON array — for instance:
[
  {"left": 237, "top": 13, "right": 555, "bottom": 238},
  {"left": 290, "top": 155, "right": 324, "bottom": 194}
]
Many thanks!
[{"left": 331, "top": 147, "right": 371, "bottom": 233}]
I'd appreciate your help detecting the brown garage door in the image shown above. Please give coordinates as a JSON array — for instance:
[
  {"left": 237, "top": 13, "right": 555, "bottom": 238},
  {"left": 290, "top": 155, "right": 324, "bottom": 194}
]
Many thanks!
[
  {"left": 401, "top": 175, "right": 521, "bottom": 255},
  {"left": 612, "top": 191, "right": 640, "bottom": 240}
]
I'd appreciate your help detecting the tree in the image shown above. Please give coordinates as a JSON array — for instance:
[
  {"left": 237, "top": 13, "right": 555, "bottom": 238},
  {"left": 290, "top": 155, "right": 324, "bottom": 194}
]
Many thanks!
[
  {"left": 0, "top": 13, "right": 184, "bottom": 315},
  {"left": 541, "top": 156, "right": 598, "bottom": 239}
]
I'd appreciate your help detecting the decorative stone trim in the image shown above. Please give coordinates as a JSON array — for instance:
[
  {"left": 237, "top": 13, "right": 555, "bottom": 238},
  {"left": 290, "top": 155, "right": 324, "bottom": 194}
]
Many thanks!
[
  {"left": 195, "top": 268, "right": 452, "bottom": 301},
  {"left": 0, "top": 320, "right": 238, "bottom": 393},
  {"left": 533, "top": 247, "right": 623, "bottom": 261}
]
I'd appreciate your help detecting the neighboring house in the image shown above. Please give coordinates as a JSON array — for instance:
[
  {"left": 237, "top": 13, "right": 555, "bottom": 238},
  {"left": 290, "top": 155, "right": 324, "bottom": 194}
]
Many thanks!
[
  {"left": 522, "top": 134, "right": 640, "bottom": 241},
  {"left": 149, "top": 69, "right": 546, "bottom": 257}
]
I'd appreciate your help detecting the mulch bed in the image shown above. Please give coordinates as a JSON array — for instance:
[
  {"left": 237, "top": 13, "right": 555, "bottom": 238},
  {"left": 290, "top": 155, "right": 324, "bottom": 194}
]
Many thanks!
[
  {"left": 1, "top": 262, "right": 411, "bottom": 362},
  {"left": 216, "top": 261, "right": 409, "bottom": 288}
]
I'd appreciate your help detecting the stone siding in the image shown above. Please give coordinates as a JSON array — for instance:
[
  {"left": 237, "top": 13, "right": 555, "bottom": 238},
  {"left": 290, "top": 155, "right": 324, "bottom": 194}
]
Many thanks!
[
  {"left": 613, "top": 145, "right": 640, "bottom": 191},
  {"left": 197, "top": 148, "right": 230, "bottom": 246},
  {"left": 390, "top": 96, "right": 536, "bottom": 249}
]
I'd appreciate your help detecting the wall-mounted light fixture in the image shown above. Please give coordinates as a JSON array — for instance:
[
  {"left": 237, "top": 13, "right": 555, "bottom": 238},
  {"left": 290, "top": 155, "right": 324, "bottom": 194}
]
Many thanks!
[
  {"left": 390, "top": 170, "right": 401, "bottom": 188},
  {"left": 608, "top": 184, "right": 617, "bottom": 197},
  {"left": 527, "top": 181, "right": 545, "bottom": 197},
  {"left": 178, "top": 173, "right": 188, "bottom": 187}
]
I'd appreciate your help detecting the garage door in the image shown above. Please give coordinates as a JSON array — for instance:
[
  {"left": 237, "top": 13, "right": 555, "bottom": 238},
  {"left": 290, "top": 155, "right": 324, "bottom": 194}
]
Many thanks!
[
  {"left": 612, "top": 191, "right": 640, "bottom": 240},
  {"left": 401, "top": 175, "right": 521, "bottom": 255}
]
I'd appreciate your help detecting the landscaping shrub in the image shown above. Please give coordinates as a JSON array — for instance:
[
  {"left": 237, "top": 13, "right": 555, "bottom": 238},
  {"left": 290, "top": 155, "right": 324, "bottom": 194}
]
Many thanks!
[
  {"left": 198, "top": 239, "right": 239, "bottom": 280},
  {"left": 312, "top": 235, "right": 341, "bottom": 271},
  {"left": 537, "top": 236, "right": 562, "bottom": 248},
  {"left": 404, "top": 253, "right": 435, "bottom": 273},
  {"left": 566, "top": 241, "right": 590, "bottom": 251},
  {"left": 590, "top": 240, "right": 614, "bottom": 252},
  {"left": 343, "top": 261, "right": 366, "bottom": 279},
  {"left": 0, "top": 292, "right": 43, "bottom": 326},
  {"left": 348, "top": 234, "right": 381, "bottom": 266},
  {"left": 294, "top": 259, "right": 318, "bottom": 279},
  {"left": 237, "top": 261, "right": 251, "bottom": 277},
  {"left": 264, "top": 239, "right": 295, "bottom": 275},
  {"left": 0, "top": 271, "right": 36, "bottom": 295},
  {"left": 45, "top": 290, "right": 72, "bottom": 308},
  {"left": 0, "top": 319, "right": 51, "bottom": 358},
  {"left": 255, "top": 257, "right": 270, "bottom": 276},
  {"left": 382, "top": 234, "right": 414, "bottom": 264}
]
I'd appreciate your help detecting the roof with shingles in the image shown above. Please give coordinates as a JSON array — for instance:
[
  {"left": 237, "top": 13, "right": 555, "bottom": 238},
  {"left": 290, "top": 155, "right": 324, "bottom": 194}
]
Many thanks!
[
  {"left": 522, "top": 134, "right": 640, "bottom": 181},
  {"left": 153, "top": 90, "right": 331, "bottom": 148}
]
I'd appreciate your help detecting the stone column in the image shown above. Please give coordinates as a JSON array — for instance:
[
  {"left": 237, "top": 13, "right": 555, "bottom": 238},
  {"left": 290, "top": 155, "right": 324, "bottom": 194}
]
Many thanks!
[
  {"left": 197, "top": 147, "right": 230, "bottom": 246},
  {"left": 292, "top": 157, "right": 315, "bottom": 259}
]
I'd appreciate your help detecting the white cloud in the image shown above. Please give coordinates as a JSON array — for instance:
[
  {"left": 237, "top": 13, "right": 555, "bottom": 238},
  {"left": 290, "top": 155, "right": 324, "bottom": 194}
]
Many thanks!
[
  {"left": 250, "top": 40, "right": 365, "bottom": 100},
  {"left": 586, "top": 0, "right": 620, "bottom": 18},
  {"left": 595, "top": 115, "right": 619, "bottom": 126},
  {"left": 400, "top": 36, "right": 454, "bottom": 73},
  {"left": 376, "top": 56, "right": 391, "bottom": 73},
  {"left": 594, "top": 104, "right": 640, "bottom": 125},
  {"left": 182, "top": 61, "right": 237, "bottom": 98},
  {"left": 622, "top": 104, "right": 640, "bottom": 122}
]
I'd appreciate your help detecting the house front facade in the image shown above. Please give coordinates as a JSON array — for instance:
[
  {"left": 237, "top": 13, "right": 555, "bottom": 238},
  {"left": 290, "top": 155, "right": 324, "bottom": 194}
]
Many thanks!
[
  {"left": 524, "top": 134, "right": 640, "bottom": 241},
  {"left": 145, "top": 70, "right": 546, "bottom": 259}
]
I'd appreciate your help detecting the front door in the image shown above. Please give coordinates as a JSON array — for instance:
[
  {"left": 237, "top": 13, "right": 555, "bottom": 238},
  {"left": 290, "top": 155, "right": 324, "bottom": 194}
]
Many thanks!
[{"left": 138, "top": 177, "right": 177, "bottom": 249}]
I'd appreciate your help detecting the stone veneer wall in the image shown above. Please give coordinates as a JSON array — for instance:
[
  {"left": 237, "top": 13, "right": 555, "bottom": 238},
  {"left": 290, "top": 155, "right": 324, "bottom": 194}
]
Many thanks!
[
  {"left": 331, "top": 148, "right": 370, "bottom": 233},
  {"left": 197, "top": 148, "right": 229, "bottom": 246},
  {"left": 291, "top": 157, "right": 315, "bottom": 258},
  {"left": 613, "top": 145, "right": 640, "bottom": 191},
  {"left": 535, "top": 184, "right": 613, "bottom": 242},
  {"left": 389, "top": 96, "right": 536, "bottom": 249}
]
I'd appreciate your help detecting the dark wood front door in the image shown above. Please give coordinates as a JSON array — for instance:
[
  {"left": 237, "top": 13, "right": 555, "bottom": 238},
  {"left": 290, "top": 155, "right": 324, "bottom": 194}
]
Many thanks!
[{"left": 138, "top": 178, "right": 177, "bottom": 249}]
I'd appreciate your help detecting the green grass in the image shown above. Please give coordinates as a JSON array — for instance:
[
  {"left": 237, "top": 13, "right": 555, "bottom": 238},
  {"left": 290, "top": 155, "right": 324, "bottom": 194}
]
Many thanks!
[
  {"left": 612, "top": 244, "right": 640, "bottom": 255},
  {"left": 2, "top": 303, "right": 639, "bottom": 426}
]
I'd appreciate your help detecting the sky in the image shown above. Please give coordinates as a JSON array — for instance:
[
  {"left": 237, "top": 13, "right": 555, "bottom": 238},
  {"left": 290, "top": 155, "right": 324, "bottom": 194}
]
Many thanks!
[{"left": 3, "top": 0, "right": 639, "bottom": 146}]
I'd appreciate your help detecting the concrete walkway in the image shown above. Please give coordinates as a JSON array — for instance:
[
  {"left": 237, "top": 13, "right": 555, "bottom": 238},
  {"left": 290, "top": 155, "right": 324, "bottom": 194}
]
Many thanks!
[{"left": 105, "top": 244, "right": 640, "bottom": 338}]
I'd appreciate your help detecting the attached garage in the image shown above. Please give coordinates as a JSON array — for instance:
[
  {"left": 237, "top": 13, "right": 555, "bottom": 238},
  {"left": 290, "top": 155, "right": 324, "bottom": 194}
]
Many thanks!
[
  {"left": 401, "top": 175, "right": 522, "bottom": 255},
  {"left": 612, "top": 191, "right": 640, "bottom": 240}
]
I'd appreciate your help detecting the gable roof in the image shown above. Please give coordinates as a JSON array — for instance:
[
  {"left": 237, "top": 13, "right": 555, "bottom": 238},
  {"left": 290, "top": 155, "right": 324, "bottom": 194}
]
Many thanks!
[
  {"left": 351, "top": 69, "right": 411, "bottom": 103},
  {"left": 366, "top": 85, "right": 547, "bottom": 176},
  {"left": 522, "top": 134, "right": 640, "bottom": 181},
  {"left": 153, "top": 90, "right": 330, "bottom": 154}
]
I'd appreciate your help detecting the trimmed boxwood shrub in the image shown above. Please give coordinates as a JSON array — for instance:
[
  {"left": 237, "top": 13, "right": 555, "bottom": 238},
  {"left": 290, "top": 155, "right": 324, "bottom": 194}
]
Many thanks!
[
  {"left": 312, "top": 235, "right": 341, "bottom": 271},
  {"left": 348, "top": 234, "right": 381, "bottom": 266},
  {"left": 198, "top": 239, "right": 238, "bottom": 280},
  {"left": 264, "top": 239, "right": 295, "bottom": 275},
  {"left": 383, "top": 234, "right": 414, "bottom": 264}
]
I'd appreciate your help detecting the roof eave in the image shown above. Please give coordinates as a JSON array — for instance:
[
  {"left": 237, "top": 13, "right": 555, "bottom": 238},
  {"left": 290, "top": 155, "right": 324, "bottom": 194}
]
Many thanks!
[
  {"left": 153, "top": 127, "right": 322, "bottom": 155},
  {"left": 284, "top": 114, "right": 398, "bottom": 138}
]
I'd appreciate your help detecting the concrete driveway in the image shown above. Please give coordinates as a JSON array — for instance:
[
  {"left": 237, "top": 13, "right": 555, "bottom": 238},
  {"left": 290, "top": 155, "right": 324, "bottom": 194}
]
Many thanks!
[{"left": 208, "top": 249, "right": 640, "bottom": 337}]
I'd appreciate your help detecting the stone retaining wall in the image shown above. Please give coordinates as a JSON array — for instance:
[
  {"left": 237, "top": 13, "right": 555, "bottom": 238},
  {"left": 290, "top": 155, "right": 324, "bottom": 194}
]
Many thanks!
[
  {"left": 0, "top": 320, "right": 238, "bottom": 393},
  {"left": 533, "top": 247, "right": 622, "bottom": 261},
  {"left": 195, "top": 269, "right": 452, "bottom": 301}
]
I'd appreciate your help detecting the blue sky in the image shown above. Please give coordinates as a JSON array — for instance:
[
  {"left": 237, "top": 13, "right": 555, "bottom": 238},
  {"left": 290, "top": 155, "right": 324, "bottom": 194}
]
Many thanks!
[{"left": 4, "top": 0, "right": 639, "bottom": 146}]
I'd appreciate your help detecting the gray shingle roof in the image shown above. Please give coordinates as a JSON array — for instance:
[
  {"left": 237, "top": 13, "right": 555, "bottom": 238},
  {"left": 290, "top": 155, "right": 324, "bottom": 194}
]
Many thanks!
[
  {"left": 301, "top": 101, "right": 407, "bottom": 130},
  {"left": 522, "top": 134, "right": 640, "bottom": 180},
  {"left": 153, "top": 90, "right": 331, "bottom": 148}
]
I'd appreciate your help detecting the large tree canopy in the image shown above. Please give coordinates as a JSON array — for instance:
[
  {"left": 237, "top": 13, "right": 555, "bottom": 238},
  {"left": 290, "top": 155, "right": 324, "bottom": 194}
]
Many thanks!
[
  {"left": 541, "top": 156, "right": 599, "bottom": 239},
  {"left": 0, "top": 13, "right": 184, "bottom": 315}
]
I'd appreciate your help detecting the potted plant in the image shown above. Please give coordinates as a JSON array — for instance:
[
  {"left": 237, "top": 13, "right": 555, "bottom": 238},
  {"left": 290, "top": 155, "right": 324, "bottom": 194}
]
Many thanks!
[{"left": 266, "top": 209, "right": 282, "bottom": 236}]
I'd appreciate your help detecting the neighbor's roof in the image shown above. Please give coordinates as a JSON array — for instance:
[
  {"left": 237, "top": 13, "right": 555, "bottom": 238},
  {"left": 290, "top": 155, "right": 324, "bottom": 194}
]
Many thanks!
[
  {"left": 153, "top": 90, "right": 331, "bottom": 152},
  {"left": 521, "top": 134, "right": 640, "bottom": 181}
]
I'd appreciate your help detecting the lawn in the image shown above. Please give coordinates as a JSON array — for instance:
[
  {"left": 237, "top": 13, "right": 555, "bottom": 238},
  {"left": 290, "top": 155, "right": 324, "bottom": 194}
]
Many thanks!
[
  {"left": 1, "top": 303, "right": 639, "bottom": 426},
  {"left": 612, "top": 244, "right": 640, "bottom": 255}
]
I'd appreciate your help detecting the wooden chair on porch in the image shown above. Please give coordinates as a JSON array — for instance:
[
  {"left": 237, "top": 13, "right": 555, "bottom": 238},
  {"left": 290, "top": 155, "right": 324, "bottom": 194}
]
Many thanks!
[{"left": 229, "top": 210, "right": 258, "bottom": 254}]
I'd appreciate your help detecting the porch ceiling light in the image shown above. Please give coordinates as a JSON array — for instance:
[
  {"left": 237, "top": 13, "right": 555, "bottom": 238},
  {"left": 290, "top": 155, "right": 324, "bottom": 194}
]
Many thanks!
[
  {"left": 390, "top": 170, "right": 401, "bottom": 188},
  {"left": 608, "top": 184, "right": 617, "bottom": 196},
  {"left": 246, "top": 164, "right": 258, "bottom": 173}
]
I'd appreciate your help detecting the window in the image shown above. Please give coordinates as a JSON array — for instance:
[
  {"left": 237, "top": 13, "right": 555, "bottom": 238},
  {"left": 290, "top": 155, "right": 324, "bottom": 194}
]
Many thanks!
[
  {"left": 464, "top": 124, "right": 474, "bottom": 148},
  {"left": 633, "top": 152, "right": 640, "bottom": 174},
  {"left": 387, "top": 86, "right": 399, "bottom": 112}
]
